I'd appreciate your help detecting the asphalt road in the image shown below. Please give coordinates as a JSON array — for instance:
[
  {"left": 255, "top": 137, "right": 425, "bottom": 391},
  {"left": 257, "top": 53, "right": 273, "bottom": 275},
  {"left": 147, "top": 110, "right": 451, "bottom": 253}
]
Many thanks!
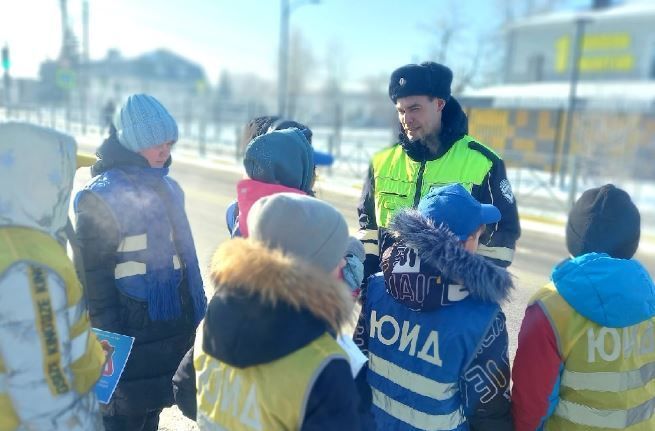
[{"left": 72, "top": 153, "right": 655, "bottom": 431}]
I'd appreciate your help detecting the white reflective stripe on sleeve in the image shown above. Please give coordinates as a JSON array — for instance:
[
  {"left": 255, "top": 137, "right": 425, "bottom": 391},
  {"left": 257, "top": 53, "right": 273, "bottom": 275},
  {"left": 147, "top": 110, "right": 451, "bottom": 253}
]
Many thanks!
[
  {"left": 476, "top": 244, "right": 515, "bottom": 263},
  {"left": 556, "top": 397, "right": 655, "bottom": 429},
  {"left": 372, "top": 388, "right": 465, "bottom": 431},
  {"left": 173, "top": 255, "right": 181, "bottom": 270},
  {"left": 562, "top": 362, "right": 655, "bottom": 392},
  {"left": 364, "top": 242, "right": 379, "bottom": 255},
  {"left": 114, "top": 261, "right": 146, "bottom": 279},
  {"left": 357, "top": 229, "right": 378, "bottom": 255},
  {"left": 117, "top": 233, "right": 147, "bottom": 252},
  {"left": 70, "top": 330, "right": 89, "bottom": 363},
  {"left": 357, "top": 229, "right": 378, "bottom": 242},
  {"left": 369, "top": 353, "right": 457, "bottom": 400}
]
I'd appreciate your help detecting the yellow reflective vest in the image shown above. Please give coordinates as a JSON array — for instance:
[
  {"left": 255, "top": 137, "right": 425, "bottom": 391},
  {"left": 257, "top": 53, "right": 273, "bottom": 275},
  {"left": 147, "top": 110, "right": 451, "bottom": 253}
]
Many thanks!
[
  {"left": 194, "top": 328, "right": 347, "bottom": 431},
  {"left": 534, "top": 283, "right": 655, "bottom": 430},
  {"left": 371, "top": 136, "right": 495, "bottom": 228},
  {"left": 0, "top": 227, "right": 105, "bottom": 431}
]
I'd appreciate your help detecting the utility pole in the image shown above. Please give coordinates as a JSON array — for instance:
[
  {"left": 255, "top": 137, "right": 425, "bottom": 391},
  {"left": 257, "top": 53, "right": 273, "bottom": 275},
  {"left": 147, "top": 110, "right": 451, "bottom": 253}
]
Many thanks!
[
  {"left": 2, "top": 44, "right": 10, "bottom": 113},
  {"left": 277, "top": 0, "right": 290, "bottom": 117},
  {"left": 277, "top": 0, "right": 319, "bottom": 117},
  {"left": 81, "top": 0, "right": 89, "bottom": 134},
  {"left": 559, "top": 15, "right": 591, "bottom": 190}
]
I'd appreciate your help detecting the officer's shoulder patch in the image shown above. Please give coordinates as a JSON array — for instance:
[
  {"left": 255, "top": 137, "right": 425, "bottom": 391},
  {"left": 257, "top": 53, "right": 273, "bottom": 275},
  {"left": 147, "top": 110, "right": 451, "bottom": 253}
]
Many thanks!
[{"left": 468, "top": 141, "right": 501, "bottom": 163}]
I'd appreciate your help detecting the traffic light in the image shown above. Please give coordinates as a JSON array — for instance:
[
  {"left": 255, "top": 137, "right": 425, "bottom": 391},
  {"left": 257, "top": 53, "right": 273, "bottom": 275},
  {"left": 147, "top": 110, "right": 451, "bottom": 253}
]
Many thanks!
[{"left": 1, "top": 45, "right": 9, "bottom": 71}]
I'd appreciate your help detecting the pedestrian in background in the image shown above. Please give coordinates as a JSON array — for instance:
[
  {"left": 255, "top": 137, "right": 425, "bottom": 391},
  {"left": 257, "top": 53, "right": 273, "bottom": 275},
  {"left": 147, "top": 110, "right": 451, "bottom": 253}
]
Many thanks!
[
  {"left": 0, "top": 122, "right": 106, "bottom": 430},
  {"left": 74, "top": 94, "right": 207, "bottom": 431},
  {"left": 355, "top": 183, "right": 514, "bottom": 430},
  {"left": 358, "top": 61, "right": 521, "bottom": 282},
  {"left": 512, "top": 184, "right": 655, "bottom": 430},
  {"left": 174, "top": 193, "right": 373, "bottom": 430}
]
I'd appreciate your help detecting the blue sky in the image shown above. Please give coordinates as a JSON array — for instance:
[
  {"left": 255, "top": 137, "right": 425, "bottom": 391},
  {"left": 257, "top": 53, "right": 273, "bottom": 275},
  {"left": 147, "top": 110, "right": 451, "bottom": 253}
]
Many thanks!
[{"left": 0, "top": 0, "right": 610, "bottom": 88}]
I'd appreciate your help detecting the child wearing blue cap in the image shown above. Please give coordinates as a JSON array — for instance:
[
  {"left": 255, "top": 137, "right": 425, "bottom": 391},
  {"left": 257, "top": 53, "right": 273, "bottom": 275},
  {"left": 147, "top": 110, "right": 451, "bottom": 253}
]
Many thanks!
[{"left": 354, "top": 183, "right": 514, "bottom": 430}]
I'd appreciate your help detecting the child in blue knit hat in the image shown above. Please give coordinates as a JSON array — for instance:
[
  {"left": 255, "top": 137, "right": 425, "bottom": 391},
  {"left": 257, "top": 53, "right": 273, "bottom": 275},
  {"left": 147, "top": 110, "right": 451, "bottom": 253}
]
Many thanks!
[{"left": 75, "top": 93, "right": 207, "bottom": 431}]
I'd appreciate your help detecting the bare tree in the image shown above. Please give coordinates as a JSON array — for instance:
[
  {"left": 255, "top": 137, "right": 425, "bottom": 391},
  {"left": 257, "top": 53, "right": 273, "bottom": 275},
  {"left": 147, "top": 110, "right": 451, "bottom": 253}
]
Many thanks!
[
  {"left": 321, "top": 39, "right": 348, "bottom": 152},
  {"left": 287, "top": 28, "right": 316, "bottom": 119},
  {"left": 498, "top": 0, "right": 565, "bottom": 21},
  {"left": 362, "top": 73, "right": 396, "bottom": 128},
  {"left": 419, "top": 1, "right": 491, "bottom": 93}
]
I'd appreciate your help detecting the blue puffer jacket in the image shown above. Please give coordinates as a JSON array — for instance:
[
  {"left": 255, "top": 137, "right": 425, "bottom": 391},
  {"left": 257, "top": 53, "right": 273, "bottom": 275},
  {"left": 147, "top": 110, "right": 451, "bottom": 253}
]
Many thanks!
[{"left": 74, "top": 133, "right": 207, "bottom": 415}]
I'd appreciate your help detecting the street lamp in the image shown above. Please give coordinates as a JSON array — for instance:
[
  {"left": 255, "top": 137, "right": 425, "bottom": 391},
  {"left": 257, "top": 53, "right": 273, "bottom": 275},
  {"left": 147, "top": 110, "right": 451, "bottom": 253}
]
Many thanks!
[
  {"left": 560, "top": 14, "right": 592, "bottom": 190},
  {"left": 277, "top": 0, "right": 319, "bottom": 117}
]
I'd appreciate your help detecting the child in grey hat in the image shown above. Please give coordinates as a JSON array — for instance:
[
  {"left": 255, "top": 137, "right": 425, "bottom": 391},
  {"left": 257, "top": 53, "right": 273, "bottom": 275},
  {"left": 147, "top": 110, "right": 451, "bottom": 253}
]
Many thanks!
[{"left": 174, "top": 193, "right": 374, "bottom": 430}]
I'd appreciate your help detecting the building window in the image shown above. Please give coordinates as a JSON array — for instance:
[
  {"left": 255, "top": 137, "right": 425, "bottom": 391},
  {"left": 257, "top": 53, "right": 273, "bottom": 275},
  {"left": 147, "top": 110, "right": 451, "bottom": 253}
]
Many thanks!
[{"left": 528, "top": 54, "right": 545, "bottom": 82}]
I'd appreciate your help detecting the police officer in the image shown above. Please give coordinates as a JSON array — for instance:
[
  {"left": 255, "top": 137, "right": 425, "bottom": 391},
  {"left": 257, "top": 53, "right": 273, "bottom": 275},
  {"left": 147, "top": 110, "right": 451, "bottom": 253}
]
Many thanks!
[{"left": 358, "top": 61, "right": 520, "bottom": 277}]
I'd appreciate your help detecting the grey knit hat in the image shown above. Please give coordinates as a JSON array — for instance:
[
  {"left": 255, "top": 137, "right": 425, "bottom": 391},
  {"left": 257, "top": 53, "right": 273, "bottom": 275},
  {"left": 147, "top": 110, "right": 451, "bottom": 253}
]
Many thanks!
[
  {"left": 114, "top": 94, "right": 178, "bottom": 152},
  {"left": 247, "top": 193, "right": 349, "bottom": 274}
]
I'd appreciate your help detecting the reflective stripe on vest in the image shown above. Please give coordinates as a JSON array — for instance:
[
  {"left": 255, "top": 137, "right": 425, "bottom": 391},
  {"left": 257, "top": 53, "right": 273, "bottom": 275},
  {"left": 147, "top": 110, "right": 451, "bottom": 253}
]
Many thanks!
[
  {"left": 369, "top": 352, "right": 457, "bottom": 399},
  {"left": 372, "top": 388, "right": 465, "bottom": 431},
  {"left": 555, "top": 397, "right": 655, "bottom": 429},
  {"left": 371, "top": 136, "right": 494, "bottom": 228},
  {"left": 194, "top": 328, "right": 347, "bottom": 431},
  {"left": 533, "top": 283, "right": 655, "bottom": 430},
  {"left": 365, "top": 275, "right": 498, "bottom": 430}
]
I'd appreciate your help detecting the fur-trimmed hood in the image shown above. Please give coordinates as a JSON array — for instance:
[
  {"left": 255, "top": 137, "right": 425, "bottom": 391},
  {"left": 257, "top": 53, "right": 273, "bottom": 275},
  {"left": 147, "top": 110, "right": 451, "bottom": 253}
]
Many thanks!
[
  {"left": 398, "top": 96, "right": 469, "bottom": 161},
  {"left": 383, "top": 209, "right": 513, "bottom": 311},
  {"left": 202, "top": 238, "right": 353, "bottom": 368}
]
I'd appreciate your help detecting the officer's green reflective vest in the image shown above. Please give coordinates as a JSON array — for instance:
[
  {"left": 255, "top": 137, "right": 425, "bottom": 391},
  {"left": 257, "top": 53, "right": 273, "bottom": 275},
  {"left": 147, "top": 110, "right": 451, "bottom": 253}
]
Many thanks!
[
  {"left": 533, "top": 283, "right": 655, "bottom": 430},
  {"left": 194, "top": 330, "right": 347, "bottom": 431},
  {"left": 371, "top": 135, "right": 496, "bottom": 228}
]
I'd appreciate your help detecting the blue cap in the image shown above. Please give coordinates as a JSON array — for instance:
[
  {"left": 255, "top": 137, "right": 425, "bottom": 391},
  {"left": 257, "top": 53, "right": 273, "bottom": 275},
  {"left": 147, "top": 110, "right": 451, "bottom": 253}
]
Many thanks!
[
  {"left": 114, "top": 94, "right": 178, "bottom": 152},
  {"left": 313, "top": 150, "right": 334, "bottom": 166},
  {"left": 417, "top": 184, "right": 501, "bottom": 240}
]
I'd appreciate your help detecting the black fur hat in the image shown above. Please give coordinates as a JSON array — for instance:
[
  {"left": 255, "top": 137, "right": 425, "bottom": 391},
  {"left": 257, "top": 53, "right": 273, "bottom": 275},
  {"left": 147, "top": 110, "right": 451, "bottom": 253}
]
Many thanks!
[{"left": 388, "top": 62, "right": 453, "bottom": 103}]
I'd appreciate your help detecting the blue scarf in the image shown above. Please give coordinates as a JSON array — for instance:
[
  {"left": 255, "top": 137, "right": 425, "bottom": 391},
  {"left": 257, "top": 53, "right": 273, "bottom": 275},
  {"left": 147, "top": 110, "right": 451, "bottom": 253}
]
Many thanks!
[{"left": 124, "top": 166, "right": 207, "bottom": 325}]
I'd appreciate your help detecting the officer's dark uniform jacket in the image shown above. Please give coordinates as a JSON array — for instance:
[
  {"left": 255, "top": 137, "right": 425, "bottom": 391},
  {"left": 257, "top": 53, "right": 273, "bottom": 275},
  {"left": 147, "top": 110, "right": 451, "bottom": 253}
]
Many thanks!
[
  {"left": 74, "top": 134, "right": 207, "bottom": 416},
  {"left": 354, "top": 209, "right": 514, "bottom": 430},
  {"left": 358, "top": 97, "right": 520, "bottom": 278},
  {"left": 172, "top": 238, "right": 375, "bottom": 430}
]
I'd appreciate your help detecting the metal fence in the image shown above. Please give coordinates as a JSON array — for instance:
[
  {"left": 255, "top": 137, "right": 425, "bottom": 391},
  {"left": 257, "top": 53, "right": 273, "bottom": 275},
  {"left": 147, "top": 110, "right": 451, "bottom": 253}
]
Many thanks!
[{"left": 2, "top": 104, "right": 654, "bottom": 221}]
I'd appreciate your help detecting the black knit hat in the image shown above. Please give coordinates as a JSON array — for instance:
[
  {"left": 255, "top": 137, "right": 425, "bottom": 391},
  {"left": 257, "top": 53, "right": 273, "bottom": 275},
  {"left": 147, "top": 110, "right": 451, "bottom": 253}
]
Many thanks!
[
  {"left": 388, "top": 62, "right": 453, "bottom": 103},
  {"left": 566, "top": 184, "right": 640, "bottom": 259}
]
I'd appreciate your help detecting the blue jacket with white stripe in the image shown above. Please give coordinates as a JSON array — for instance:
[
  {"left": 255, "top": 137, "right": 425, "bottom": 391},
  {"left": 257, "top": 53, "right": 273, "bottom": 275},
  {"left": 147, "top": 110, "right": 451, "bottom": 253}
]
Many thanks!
[
  {"left": 74, "top": 133, "right": 204, "bottom": 416},
  {"left": 354, "top": 209, "right": 514, "bottom": 431}
]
